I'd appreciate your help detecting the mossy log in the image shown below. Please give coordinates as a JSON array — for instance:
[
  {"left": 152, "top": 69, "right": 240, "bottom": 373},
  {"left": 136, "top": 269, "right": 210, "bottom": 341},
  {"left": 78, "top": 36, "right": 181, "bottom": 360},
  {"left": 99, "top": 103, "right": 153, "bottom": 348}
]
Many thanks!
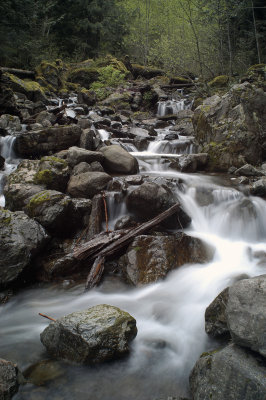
[{"left": 0, "top": 67, "right": 35, "bottom": 79}]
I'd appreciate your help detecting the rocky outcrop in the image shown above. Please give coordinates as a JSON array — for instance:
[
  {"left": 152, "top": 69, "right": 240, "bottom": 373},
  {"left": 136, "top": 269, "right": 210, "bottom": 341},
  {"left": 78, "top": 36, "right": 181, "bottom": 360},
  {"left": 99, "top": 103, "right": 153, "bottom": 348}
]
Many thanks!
[
  {"left": 0, "top": 358, "right": 22, "bottom": 400},
  {"left": 189, "top": 344, "right": 266, "bottom": 400},
  {"left": 15, "top": 125, "right": 82, "bottom": 156},
  {"left": 0, "top": 209, "right": 48, "bottom": 286},
  {"left": 100, "top": 144, "right": 139, "bottom": 174},
  {"left": 40, "top": 304, "right": 137, "bottom": 364},
  {"left": 193, "top": 83, "right": 266, "bottom": 171},
  {"left": 119, "top": 233, "right": 214, "bottom": 285},
  {"left": 67, "top": 171, "right": 112, "bottom": 199},
  {"left": 226, "top": 275, "right": 266, "bottom": 358}
]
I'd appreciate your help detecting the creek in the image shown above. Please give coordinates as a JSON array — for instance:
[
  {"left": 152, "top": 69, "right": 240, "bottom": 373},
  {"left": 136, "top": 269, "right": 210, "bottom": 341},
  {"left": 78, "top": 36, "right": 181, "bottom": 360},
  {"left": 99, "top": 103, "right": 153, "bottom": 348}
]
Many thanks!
[{"left": 0, "top": 98, "right": 266, "bottom": 400}]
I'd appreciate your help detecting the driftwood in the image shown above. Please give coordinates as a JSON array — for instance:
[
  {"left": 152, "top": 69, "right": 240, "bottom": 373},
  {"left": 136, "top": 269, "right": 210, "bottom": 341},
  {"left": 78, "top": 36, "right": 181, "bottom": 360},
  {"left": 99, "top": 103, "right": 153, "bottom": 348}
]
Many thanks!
[
  {"left": 73, "top": 203, "right": 181, "bottom": 289},
  {"left": 0, "top": 67, "right": 35, "bottom": 79}
]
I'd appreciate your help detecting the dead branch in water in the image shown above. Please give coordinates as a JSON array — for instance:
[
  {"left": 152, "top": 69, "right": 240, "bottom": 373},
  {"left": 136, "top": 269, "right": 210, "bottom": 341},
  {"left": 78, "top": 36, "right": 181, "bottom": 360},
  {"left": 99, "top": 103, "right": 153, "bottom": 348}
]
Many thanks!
[{"left": 39, "top": 313, "right": 56, "bottom": 322}]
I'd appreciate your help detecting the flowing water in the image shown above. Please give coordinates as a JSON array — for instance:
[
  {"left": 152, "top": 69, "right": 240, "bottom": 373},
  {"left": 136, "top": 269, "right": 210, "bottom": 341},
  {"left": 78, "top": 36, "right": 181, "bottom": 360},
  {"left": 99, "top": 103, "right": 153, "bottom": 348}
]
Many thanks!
[
  {"left": 0, "top": 135, "right": 20, "bottom": 207},
  {"left": 1, "top": 99, "right": 266, "bottom": 399}
]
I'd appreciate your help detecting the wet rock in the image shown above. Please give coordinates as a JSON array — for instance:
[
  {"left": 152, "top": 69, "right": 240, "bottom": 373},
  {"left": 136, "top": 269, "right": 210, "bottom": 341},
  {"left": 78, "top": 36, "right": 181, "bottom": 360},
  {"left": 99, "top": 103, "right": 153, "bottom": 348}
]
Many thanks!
[
  {"left": 40, "top": 304, "right": 137, "bottom": 364},
  {"left": 67, "top": 171, "right": 112, "bottom": 199},
  {"left": 164, "top": 132, "right": 179, "bottom": 140},
  {"left": 0, "top": 209, "right": 48, "bottom": 286},
  {"left": 24, "top": 190, "right": 76, "bottom": 237},
  {"left": 66, "top": 146, "right": 104, "bottom": 168},
  {"left": 250, "top": 178, "right": 266, "bottom": 197},
  {"left": 195, "top": 187, "right": 214, "bottom": 206},
  {"left": 205, "top": 287, "right": 230, "bottom": 338},
  {"left": 0, "top": 114, "right": 21, "bottom": 134},
  {"left": 77, "top": 89, "right": 97, "bottom": 106},
  {"left": 15, "top": 125, "right": 82, "bottom": 156},
  {"left": 72, "top": 162, "right": 92, "bottom": 175},
  {"left": 4, "top": 72, "right": 47, "bottom": 103},
  {"left": 100, "top": 145, "right": 139, "bottom": 174},
  {"left": 0, "top": 155, "right": 5, "bottom": 170},
  {"left": 119, "top": 233, "right": 214, "bottom": 285},
  {"left": 124, "top": 175, "right": 144, "bottom": 185},
  {"left": 170, "top": 154, "right": 208, "bottom": 173},
  {"left": 33, "top": 156, "right": 70, "bottom": 192},
  {"left": 114, "top": 215, "right": 137, "bottom": 230},
  {"left": 77, "top": 117, "right": 92, "bottom": 130},
  {"left": 0, "top": 358, "right": 22, "bottom": 399},
  {"left": 79, "top": 128, "right": 98, "bottom": 150},
  {"left": 129, "top": 127, "right": 150, "bottom": 139},
  {"left": 226, "top": 274, "right": 266, "bottom": 358},
  {"left": 171, "top": 118, "right": 194, "bottom": 136},
  {"left": 35, "top": 110, "right": 56, "bottom": 126},
  {"left": 234, "top": 164, "right": 264, "bottom": 177},
  {"left": 126, "top": 182, "right": 191, "bottom": 229},
  {"left": 189, "top": 344, "right": 266, "bottom": 400}
]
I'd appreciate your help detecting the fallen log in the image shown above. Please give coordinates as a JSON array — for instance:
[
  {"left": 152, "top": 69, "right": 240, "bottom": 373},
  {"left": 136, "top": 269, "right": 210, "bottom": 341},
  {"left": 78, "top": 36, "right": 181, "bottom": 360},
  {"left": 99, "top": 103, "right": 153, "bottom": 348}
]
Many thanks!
[
  {"left": 0, "top": 67, "right": 35, "bottom": 79},
  {"left": 74, "top": 202, "right": 181, "bottom": 261},
  {"left": 75, "top": 203, "right": 182, "bottom": 290},
  {"left": 160, "top": 83, "right": 195, "bottom": 89}
]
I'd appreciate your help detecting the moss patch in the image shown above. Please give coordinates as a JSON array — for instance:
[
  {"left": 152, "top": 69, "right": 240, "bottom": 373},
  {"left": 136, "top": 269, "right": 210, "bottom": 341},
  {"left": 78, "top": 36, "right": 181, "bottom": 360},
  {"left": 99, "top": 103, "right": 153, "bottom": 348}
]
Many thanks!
[{"left": 208, "top": 75, "right": 229, "bottom": 88}]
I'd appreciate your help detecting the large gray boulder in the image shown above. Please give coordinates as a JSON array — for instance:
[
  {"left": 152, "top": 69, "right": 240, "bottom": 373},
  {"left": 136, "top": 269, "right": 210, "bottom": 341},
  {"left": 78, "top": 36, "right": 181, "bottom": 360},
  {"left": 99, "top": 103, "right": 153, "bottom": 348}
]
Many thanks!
[
  {"left": 226, "top": 275, "right": 266, "bottom": 358},
  {"left": 67, "top": 171, "right": 112, "bottom": 199},
  {"left": 193, "top": 83, "right": 266, "bottom": 171},
  {"left": 119, "top": 233, "right": 214, "bottom": 285},
  {"left": 100, "top": 145, "right": 139, "bottom": 174},
  {"left": 0, "top": 209, "right": 48, "bottom": 286},
  {"left": 33, "top": 156, "right": 70, "bottom": 192},
  {"left": 40, "top": 304, "right": 137, "bottom": 364},
  {"left": 15, "top": 125, "right": 82, "bottom": 156},
  {"left": 0, "top": 358, "right": 22, "bottom": 400},
  {"left": 66, "top": 146, "right": 104, "bottom": 168},
  {"left": 4, "top": 183, "right": 44, "bottom": 211},
  {"left": 189, "top": 344, "right": 266, "bottom": 400}
]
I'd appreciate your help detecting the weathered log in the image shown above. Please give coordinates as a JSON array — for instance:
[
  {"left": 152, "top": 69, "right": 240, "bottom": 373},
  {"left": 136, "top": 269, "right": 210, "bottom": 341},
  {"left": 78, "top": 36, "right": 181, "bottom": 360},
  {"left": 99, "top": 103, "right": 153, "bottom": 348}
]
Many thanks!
[
  {"left": 86, "top": 194, "right": 103, "bottom": 240},
  {"left": 160, "top": 83, "right": 195, "bottom": 89},
  {"left": 84, "top": 256, "right": 105, "bottom": 291},
  {"left": 1, "top": 67, "right": 35, "bottom": 79},
  {"left": 74, "top": 202, "right": 181, "bottom": 262}
]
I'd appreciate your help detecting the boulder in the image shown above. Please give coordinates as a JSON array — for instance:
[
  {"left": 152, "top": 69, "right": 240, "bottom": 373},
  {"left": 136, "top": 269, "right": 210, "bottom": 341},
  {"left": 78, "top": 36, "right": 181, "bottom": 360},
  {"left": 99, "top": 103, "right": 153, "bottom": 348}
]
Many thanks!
[
  {"left": 35, "top": 60, "right": 65, "bottom": 90},
  {"left": 24, "top": 190, "right": 76, "bottom": 237},
  {"left": 126, "top": 182, "right": 191, "bottom": 229},
  {"left": 129, "top": 127, "right": 150, "bottom": 139},
  {"left": 0, "top": 155, "right": 5, "bottom": 170},
  {"left": 33, "top": 156, "right": 70, "bottom": 192},
  {"left": 4, "top": 183, "right": 44, "bottom": 211},
  {"left": 5, "top": 159, "right": 39, "bottom": 185},
  {"left": 100, "top": 145, "right": 139, "bottom": 174},
  {"left": 189, "top": 344, "right": 266, "bottom": 400},
  {"left": 226, "top": 275, "right": 266, "bottom": 358},
  {"left": 193, "top": 83, "right": 266, "bottom": 171},
  {"left": 0, "top": 358, "right": 22, "bottom": 400},
  {"left": 66, "top": 146, "right": 104, "bottom": 168},
  {"left": 3, "top": 73, "right": 47, "bottom": 103},
  {"left": 67, "top": 67, "right": 99, "bottom": 88},
  {"left": 234, "top": 164, "right": 264, "bottom": 177},
  {"left": 205, "top": 287, "right": 230, "bottom": 338},
  {"left": 40, "top": 304, "right": 137, "bottom": 364},
  {"left": 119, "top": 233, "right": 214, "bottom": 285},
  {"left": 67, "top": 171, "right": 112, "bottom": 199},
  {"left": 79, "top": 128, "right": 99, "bottom": 150},
  {"left": 208, "top": 75, "right": 229, "bottom": 88},
  {"left": 15, "top": 125, "right": 82, "bottom": 156},
  {"left": 77, "top": 89, "right": 97, "bottom": 106},
  {"left": 170, "top": 154, "right": 208, "bottom": 173},
  {"left": 250, "top": 178, "right": 266, "bottom": 197},
  {"left": 0, "top": 209, "right": 48, "bottom": 286},
  {"left": 35, "top": 110, "right": 56, "bottom": 126}
]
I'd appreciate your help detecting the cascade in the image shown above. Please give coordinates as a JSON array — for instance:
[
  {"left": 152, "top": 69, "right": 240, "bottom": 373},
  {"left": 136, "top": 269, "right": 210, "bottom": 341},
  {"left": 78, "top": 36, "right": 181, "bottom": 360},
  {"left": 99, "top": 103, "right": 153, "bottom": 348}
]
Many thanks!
[
  {"left": 1, "top": 91, "right": 265, "bottom": 400},
  {"left": 0, "top": 135, "right": 19, "bottom": 207}
]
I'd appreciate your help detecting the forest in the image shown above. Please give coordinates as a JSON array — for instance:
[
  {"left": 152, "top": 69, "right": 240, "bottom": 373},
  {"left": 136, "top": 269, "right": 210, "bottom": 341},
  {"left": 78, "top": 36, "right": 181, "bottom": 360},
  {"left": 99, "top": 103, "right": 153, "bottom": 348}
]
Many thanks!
[{"left": 0, "top": 0, "right": 265, "bottom": 78}]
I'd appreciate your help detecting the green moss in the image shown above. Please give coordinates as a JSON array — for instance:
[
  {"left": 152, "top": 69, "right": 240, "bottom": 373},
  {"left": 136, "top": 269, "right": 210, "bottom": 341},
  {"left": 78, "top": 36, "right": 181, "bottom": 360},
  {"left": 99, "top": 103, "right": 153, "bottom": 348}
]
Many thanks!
[
  {"left": 208, "top": 75, "right": 229, "bottom": 88},
  {"left": 67, "top": 67, "right": 100, "bottom": 88},
  {"left": 131, "top": 64, "right": 164, "bottom": 79},
  {"left": 5, "top": 73, "right": 45, "bottom": 94},
  {"left": 0, "top": 210, "right": 12, "bottom": 225},
  {"left": 94, "top": 55, "right": 129, "bottom": 75},
  {"left": 26, "top": 191, "right": 62, "bottom": 214},
  {"left": 34, "top": 169, "right": 54, "bottom": 186},
  {"left": 170, "top": 76, "right": 190, "bottom": 84},
  {"left": 247, "top": 63, "right": 266, "bottom": 72},
  {"left": 40, "top": 156, "right": 67, "bottom": 168}
]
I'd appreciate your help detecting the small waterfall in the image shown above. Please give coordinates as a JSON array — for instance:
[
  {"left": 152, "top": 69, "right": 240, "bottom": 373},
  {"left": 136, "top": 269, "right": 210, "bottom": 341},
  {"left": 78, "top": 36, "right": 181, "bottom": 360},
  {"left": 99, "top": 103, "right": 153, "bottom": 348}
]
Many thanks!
[
  {"left": 98, "top": 129, "right": 110, "bottom": 141},
  {"left": 157, "top": 99, "right": 189, "bottom": 117},
  {"left": 0, "top": 136, "right": 16, "bottom": 162},
  {"left": 0, "top": 135, "right": 19, "bottom": 207}
]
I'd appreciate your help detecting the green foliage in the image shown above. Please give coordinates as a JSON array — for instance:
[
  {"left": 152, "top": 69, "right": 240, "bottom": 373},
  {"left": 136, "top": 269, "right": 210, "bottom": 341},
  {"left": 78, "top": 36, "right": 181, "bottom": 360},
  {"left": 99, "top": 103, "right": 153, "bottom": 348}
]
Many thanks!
[{"left": 90, "top": 66, "right": 126, "bottom": 90}]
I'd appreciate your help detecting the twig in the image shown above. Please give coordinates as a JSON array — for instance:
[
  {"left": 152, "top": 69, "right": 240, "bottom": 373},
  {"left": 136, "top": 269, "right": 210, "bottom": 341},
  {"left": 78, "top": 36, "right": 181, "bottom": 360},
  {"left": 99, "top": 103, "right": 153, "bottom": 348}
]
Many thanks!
[
  {"left": 84, "top": 256, "right": 105, "bottom": 291},
  {"left": 39, "top": 313, "right": 56, "bottom": 322},
  {"left": 102, "top": 192, "right": 109, "bottom": 233}
]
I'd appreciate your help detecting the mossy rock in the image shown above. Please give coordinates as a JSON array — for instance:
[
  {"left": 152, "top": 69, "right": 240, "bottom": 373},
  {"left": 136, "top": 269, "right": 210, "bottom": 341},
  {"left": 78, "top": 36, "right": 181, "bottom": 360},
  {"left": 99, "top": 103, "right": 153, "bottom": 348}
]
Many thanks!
[
  {"left": 35, "top": 60, "right": 67, "bottom": 91},
  {"left": 3, "top": 73, "right": 47, "bottom": 102},
  {"left": 170, "top": 76, "right": 191, "bottom": 85},
  {"left": 208, "top": 75, "right": 229, "bottom": 88},
  {"left": 33, "top": 156, "right": 70, "bottom": 192},
  {"left": 131, "top": 64, "right": 164, "bottom": 79},
  {"left": 94, "top": 55, "right": 130, "bottom": 76},
  {"left": 247, "top": 63, "right": 266, "bottom": 73},
  {"left": 67, "top": 67, "right": 100, "bottom": 89}
]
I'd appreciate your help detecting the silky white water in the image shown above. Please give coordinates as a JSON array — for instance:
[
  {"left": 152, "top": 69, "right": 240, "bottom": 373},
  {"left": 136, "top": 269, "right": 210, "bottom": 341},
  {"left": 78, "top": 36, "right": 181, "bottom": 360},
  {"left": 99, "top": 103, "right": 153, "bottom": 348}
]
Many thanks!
[{"left": 0, "top": 136, "right": 20, "bottom": 207}]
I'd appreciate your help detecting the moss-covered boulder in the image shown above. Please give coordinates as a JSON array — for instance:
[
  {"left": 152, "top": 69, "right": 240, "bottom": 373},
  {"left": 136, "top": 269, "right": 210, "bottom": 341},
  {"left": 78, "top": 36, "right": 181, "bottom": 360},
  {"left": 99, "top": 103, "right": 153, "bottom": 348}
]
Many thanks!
[
  {"left": 24, "top": 190, "right": 76, "bottom": 237},
  {"left": 170, "top": 76, "right": 191, "bottom": 85},
  {"left": 40, "top": 304, "right": 137, "bottom": 364},
  {"left": 34, "top": 156, "right": 70, "bottom": 192},
  {"left": 94, "top": 55, "right": 129, "bottom": 75},
  {"left": 35, "top": 60, "right": 65, "bottom": 91},
  {"left": 3, "top": 73, "right": 47, "bottom": 103},
  {"left": 77, "top": 88, "right": 97, "bottom": 106},
  {"left": 193, "top": 82, "right": 266, "bottom": 171},
  {"left": 0, "top": 209, "right": 48, "bottom": 287},
  {"left": 67, "top": 67, "right": 100, "bottom": 89},
  {"left": 208, "top": 75, "right": 229, "bottom": 88},
  {"left": 131, "top": 64, "right": 164, "bottom": 79}
]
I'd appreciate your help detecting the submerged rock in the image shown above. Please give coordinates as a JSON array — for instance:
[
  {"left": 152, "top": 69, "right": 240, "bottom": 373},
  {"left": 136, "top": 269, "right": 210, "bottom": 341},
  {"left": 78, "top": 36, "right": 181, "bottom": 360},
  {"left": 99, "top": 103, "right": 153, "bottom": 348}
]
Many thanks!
[
  {"left": 0, "top": 209, "right": 48, "bottom": 286},
  {"left": 189, "top": 344, "right": 266, "bottom": 400},
  {"left": 0, "top": 358, "right": 22, "bottom": 400},
  {"left": 226, "top": 274, "right": 266, "bottom": 358},
  {"left": 40, "top": 304, "right": 137, "bottom": 364}
]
